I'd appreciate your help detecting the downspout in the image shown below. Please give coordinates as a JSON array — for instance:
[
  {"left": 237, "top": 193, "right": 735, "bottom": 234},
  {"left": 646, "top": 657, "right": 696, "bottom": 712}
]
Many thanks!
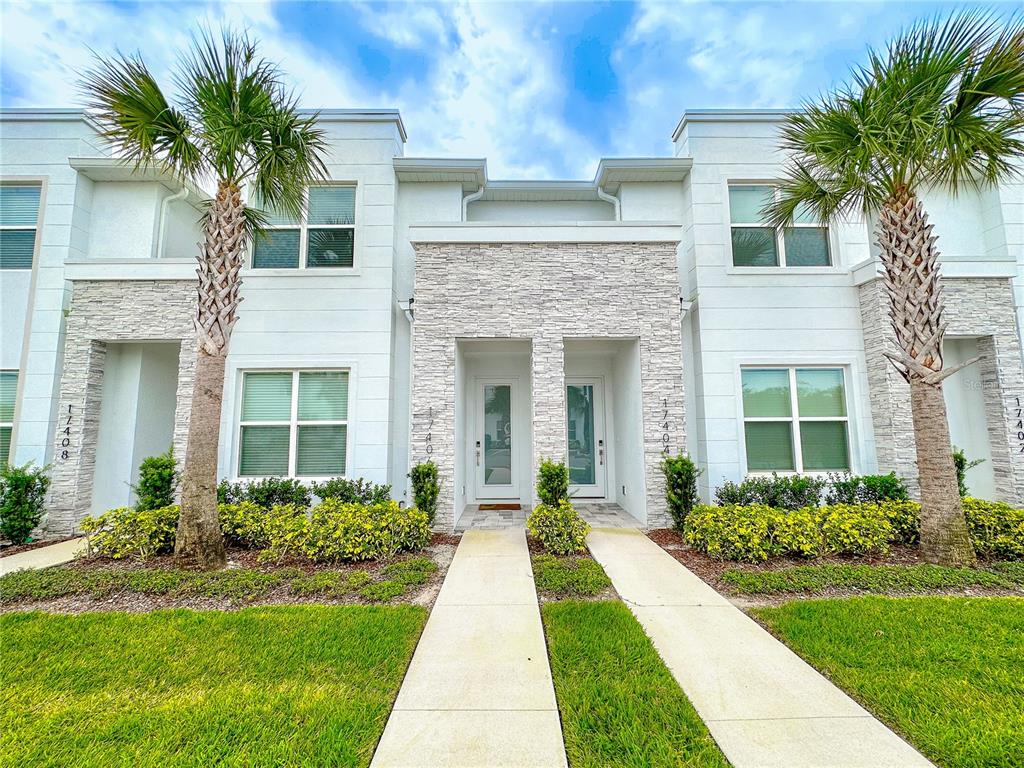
[
  {"left": 461, "top": 183, "right": 485, "bottom": 222},
  {"left": 156, "top": 186, "right": 189, "bottom": 258},
  {"left": 596, "top": 186, "right": 621, "bottom": 221}
]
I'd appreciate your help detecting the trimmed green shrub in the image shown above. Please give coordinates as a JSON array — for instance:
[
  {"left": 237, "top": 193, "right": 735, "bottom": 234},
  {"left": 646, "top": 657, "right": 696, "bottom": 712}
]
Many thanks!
[
  {"left": 772, "top": 506, "right": 822, "bottom": 557},
  {"left": 81, "top": 504, "right": 179, "bottom": 560},
  {"left": 683, "top": 504, "right": 781, "bottom": 562},
  {"left": 0, "top": 462, "right": 51, "bottom": 545},
  {"left": 882, "top": 499, "right": 921, "bottom": 545},
  {"left": 953, "top": 447, "right": 985, "bottom": 498},
  {"left": 408, "top": 461, "right": 439, "bottom": 524},
  {"left": 817, "top": 503, "right": 892, "bottom": 556},
  {"left": 964, "top": 498, "right": 1024, "bottom": 559},
  {"left": 300, "top": 499, "right": 430, "bottom": 563},
  {"left": 217, "top": 477, "right": 311, "bottom": 508},
  {"left": 132, "top": 449, "right": 176, "bottom": 511},
  {"left": 536, "top": 458, "right": 569, "bottom": 507},
  {"left": 527, "top": 500, "right": 589, "bottom": 555},
  {"left": 825, "top": 472, "right": 909, "bottom": 505},
  {"left": 714, "top": 473, "right": 825, "bottom": 510},
  {"left": 661, "top": 453, "right": 702, "bottom": 530},
  {"left": 218, "top": 501, "right": 305, "bottom": 550},
  {"left": 312, "top": 477, "right": 391, "bottom": 505}
]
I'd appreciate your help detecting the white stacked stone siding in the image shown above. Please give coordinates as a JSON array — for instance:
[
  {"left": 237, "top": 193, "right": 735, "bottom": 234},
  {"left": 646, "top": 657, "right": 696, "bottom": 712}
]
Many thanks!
[
  {"left": 410, "top": 241, "right": 686, "bottom": 530},
  {"left": 859, "top": 276, "right": 1024, "bottom": 505},
  {"left": 45, "top": 280, "right": 197, "bottom": 535}
]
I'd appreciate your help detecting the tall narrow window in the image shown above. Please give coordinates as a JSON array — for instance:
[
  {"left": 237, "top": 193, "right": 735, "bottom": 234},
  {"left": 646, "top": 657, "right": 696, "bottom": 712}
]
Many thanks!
[
  {"left": 741, "top": 367, "right": 850, "bottom": 473},
  {"left": 729, "top": 184, "right": 830, "bottom": 267},
  {"left": 238, "top": 370, "right": 349, "bottom": 477},
  {"left": 252, "top": 185, "right": 356, "bottom": 269},
  {"left": 0, "top": 371, "right": 17, "bottom": 465},
  {"left": 0, "top": 185, "right": 41, "bottom": 269}
]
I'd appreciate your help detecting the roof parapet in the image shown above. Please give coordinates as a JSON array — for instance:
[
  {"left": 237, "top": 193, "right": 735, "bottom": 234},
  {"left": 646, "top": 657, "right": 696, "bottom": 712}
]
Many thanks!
[{"left": 671, "top": 108, "right": 800, "bottom": 142}]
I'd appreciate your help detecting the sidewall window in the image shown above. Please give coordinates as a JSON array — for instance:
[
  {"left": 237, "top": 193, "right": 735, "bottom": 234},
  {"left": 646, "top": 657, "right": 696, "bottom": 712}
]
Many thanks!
[
  {"left": 728, "top": 184, "right": 831, "bottom": 268},
  {"left": 251, "top": 184, "right": 356, "bottom": 270},
  {"left": 0, "top": 185, "right": 41, "bottom": 270}
]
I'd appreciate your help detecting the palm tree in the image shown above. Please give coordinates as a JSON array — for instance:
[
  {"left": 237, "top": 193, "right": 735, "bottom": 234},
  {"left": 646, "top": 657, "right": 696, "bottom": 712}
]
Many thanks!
[
  {"left": 766, "top": 12, "right": 1024, "bottom": 566},
  {"left": 82, "top": 29, "right": 328, "bottom": 568}
]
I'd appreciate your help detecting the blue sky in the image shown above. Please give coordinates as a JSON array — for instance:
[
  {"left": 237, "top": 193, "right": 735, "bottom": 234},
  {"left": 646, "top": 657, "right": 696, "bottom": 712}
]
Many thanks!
[{"left": 0, "top": 1, "right": 1008, "bottom": 178}]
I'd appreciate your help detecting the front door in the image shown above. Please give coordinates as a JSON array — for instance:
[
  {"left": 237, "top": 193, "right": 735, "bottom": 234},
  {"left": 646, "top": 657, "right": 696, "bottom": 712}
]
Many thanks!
[
  {"left": 476, "top": 380, "right": 517, "bottom": 499},
  {"left": 566, "top": 378, "right": 606, "bottom": 498}
]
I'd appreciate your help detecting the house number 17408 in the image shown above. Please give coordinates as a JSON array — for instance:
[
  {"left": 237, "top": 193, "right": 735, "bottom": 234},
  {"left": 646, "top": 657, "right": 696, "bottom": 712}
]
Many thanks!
[{"left": 60, "top": 404, "right": 73, "bottom": 460}]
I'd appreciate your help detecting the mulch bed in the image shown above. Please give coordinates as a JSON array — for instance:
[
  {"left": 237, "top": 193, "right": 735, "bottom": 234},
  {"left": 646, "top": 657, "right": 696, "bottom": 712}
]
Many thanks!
[
  {"left": 0, "top": 536, "right": 79, "bottom": 557},
  {"left": 647, "top": 528, "right": 1018, "bottom": 604},
  {"left": 2, "top": 532, "right": 462, "bottom": 615}
]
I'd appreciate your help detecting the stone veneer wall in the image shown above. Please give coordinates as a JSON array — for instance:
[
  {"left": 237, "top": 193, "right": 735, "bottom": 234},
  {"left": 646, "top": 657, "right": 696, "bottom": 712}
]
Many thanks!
[
  {"left": 859, "top": 276, "right": 1024, "bottom": 505},
  {"left": 46, "top": 280, "right": 197, "bottom": 535},
  {"left": 410, "top": 241, "right": 686, "bottom": 530}
]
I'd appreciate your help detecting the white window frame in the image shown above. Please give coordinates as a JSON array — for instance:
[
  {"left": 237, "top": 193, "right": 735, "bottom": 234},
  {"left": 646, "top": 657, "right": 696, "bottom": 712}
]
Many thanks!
[
  {"left": 237, "top": 369, "right": 350, "bottom": 479},
  {"left": 728, "top": 183, "right": 831, "bottom": 268},
  {"left": 0, "top": 369, "right": 16, "bottom": 462},
  {"left": 741, "top": 365, "right": 852, "bottom": 475},
  {"left": 0, "top": 183, "right": 42, "bottom": 271},
  {"left": 252, "top": 183, "right": 356, "bottom": 270}
]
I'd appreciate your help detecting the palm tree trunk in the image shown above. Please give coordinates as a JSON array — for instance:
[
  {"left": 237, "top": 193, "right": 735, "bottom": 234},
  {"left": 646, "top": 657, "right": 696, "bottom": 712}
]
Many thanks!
[
  {"left": 174, "top": 351, "right": 227, "bottom": 568},
  {"left": 909, "top": 378, "right": 976, "bottom": 565},
  {"left": 174, "top": 180, "right": 245, "bottom": 569},
  {"left": 877, "top": 193, "right": 976, "bottom": 567}
]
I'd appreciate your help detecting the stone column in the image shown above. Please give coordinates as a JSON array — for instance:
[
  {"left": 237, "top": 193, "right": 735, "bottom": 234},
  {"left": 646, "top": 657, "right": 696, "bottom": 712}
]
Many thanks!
[
  {"left": 410, "top": 323, "right": 456, "bottom": 529},
  {"left": 530, "top": 334, "right": 565, "bottom": 504},
  {"left": 977, "top": 335, "right": 1024, "bottom": 505},
  {"left": 46, "top": 340, "right": 106, "bottom": 535}
]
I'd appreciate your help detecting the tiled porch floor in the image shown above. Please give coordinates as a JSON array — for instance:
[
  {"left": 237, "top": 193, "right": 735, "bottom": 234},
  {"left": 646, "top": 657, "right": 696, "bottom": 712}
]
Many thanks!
[{"left": 456, "top": 502, "right": 642, "bottom": 530}]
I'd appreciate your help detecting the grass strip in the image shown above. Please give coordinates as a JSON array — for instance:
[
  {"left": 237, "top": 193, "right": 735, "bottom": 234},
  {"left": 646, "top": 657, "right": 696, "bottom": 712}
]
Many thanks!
[
  {"left": 532, "top": 554, "right": 612, "bottom": 597},
  {"left": 542, "top": 600, "right": 728, "bottom": 768},
  {"left": 0, "top": 605, "right": 426, "bottom": 767},
  {"left": 753, "top": 596, "right": 1024, "bottom": 768},
  {"left": 721, "top": 561, "right": 1024, "bottom": 595}
]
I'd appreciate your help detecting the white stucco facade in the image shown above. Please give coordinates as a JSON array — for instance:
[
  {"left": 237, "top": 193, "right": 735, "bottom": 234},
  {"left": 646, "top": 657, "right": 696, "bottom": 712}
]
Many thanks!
[{"left": 2, "top": 106, "right": 1022, "bottom": 534}]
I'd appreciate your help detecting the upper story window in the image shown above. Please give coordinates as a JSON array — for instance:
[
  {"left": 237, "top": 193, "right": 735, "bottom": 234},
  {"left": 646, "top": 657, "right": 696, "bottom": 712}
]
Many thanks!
[
  {"left": 741, "top": 366, "right": 850, "bottom": 473},
  {"left": 238, "top": 370, "right": 349, "bottom": 477},
  {"left": 0, "top": 185, "right": 41, "bottom": 269},
  {"left": 0, "top": 370, "right": 17, "bottom": 465},
  {"left": 252, "top": 185, "right": 355, "bottom": 269},
  {"left": 729, "top": 185, "right": 830, "bottom": 267}
]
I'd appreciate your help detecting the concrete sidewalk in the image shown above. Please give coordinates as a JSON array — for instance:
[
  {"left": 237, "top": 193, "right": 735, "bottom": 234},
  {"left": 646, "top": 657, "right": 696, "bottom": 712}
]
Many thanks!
[
  {"left": 0, "top": 537, "right": 87, "bottom": 575},
  {"left": 588, "top": 528, "right": 933, "bottom": 768},
  {"left": 371, "top": 529, "right": 567, "bottom": 768}
]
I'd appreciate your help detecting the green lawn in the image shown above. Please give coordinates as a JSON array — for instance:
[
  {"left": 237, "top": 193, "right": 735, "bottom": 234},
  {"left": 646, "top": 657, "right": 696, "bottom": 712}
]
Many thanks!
[
  {"left": 532, "top": 554, "right": 612, "bottom": 597},
  {"left": 722, "top": 561, "right": 1024, "bottom": 596},
  {"left": 542, "top": 600, "right": 728, "bottom": 768},
  {"left": 0, "top": 605, "right": 426, "bottom": 767},
  {"left": 753, "top": 597, "right": 1024, "bottom": 768}
]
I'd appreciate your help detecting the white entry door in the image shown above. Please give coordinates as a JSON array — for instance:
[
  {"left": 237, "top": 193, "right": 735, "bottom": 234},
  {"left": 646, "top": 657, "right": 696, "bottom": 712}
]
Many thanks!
[
  {"left": 566, "top": 378, "right": 606, "bottom": 498},
  {"left": 476, "top": 380, "right": 518, "bottom": 499}
]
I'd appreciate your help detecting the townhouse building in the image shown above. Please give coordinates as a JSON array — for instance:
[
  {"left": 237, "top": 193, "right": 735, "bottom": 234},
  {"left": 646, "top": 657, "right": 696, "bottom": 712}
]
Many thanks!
[{"left": 1, "top": 106, "right": 1021, "bottom": 535}]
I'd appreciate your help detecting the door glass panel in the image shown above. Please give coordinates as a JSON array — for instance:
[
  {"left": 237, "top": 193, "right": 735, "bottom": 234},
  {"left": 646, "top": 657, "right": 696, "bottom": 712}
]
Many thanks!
[
  {"left": 567, "top": 384, "right": 596, "bottom": 486},
  {"left": 483, "top": 385, "right": 512, "bottom": 485}
]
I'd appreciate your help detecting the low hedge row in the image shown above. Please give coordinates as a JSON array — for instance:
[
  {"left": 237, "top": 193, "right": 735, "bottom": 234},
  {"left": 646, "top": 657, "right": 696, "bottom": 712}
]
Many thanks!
[
  {"left": 683, "top": 499, "right": 1024, "bottom": 562},
  {"left": 81, "top": 499, "right": 430, "bottom": 563}
]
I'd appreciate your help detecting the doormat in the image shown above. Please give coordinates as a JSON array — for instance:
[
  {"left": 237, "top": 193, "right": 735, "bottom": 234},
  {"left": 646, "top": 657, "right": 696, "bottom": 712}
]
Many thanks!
[{"left": 478, "top": 503, "right": 522, "bottom": 511}]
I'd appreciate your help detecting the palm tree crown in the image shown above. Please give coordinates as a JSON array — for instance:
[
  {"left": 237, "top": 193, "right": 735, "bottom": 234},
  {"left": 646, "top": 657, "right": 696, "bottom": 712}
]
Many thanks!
[
  {"left": 767, "top": 12, "right": 1024, "bottom": 227},
  {"left": 82, "top": 28, "right": 328, "bottom": 222}
]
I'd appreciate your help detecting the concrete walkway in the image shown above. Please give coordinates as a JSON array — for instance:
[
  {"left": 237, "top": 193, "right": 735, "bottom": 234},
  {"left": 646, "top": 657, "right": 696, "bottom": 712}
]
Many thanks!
[
  {"left": 371, "top": 529, "right": 566, "bottom": 768},
  {"left": 588, "top": 528, "right": 933, "bottom": 768},
  {"left": 0, "top": 537, "right": 87, "bottom": 575}
]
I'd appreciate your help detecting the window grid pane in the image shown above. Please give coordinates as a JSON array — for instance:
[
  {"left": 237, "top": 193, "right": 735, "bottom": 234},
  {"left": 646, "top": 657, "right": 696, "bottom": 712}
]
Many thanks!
[
  {"left": 729, "top": 185, "right": 773, "bottom": 224},
  {"left": 731, "top": 227, "right": 778, "bottom": 267},
  {"left": 744, "top": 421, "right": 795, "bottom": 471},
  {"left": 784, "top": 227, "right": 830, "bottom": 266},
  {"left": 796, "top": 369, "right": 847, "bottom": 417},
  {"left": 239, "top": 425, "right": 290, "bottom": 476},
  {"left": 306, "top": 229, "right": 354, "bottom": 268},
  {"left": 742, "top": 369, "right": 792, "bottom": 417},
  {"left": 242, "top": 373, "right": 293, "bottom": 421},
  {"left": 0, "top": 230, "right": 36, "bottom": 269},
  {"left": 0, "top": 186, "right": 41, "bottom": 226},
  {"left": 308, "top": 187, "right": 355, "bottom": 226},
  {"left": 298, "top": 372, "right": 348, "bottom": 421},
  {"left": 252, "top": 230, "right": 300, "bottom": 268},
  {"left": 800, "top": 421, "right": 850, "bottom": 470},
  {"left": 296, "top": 425, "right": 347, "bottom": 476},
  {"left": 0, "top": 371, "right": 17, "bottom": 422},
  {"left": 0, "top": 426, "right": 11, "bottom": 466}
]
